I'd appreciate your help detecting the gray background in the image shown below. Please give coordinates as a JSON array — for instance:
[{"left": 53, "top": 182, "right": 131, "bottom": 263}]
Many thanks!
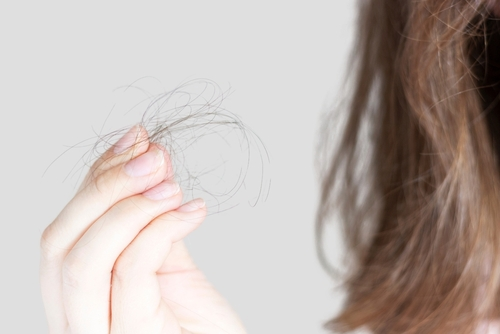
[{"left": 1, "top": 1, "right": 355, "bottom": 332}]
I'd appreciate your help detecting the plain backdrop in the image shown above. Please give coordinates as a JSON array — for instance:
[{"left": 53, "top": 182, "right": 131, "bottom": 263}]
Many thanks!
[{"left": 0, "top": 1, "right": 356, "bottom": 333}]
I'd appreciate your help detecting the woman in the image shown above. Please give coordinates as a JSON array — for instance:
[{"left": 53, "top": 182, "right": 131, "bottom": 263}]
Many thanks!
[
  {"left": 316, "top": 0, "right": 500, "bottom": 333},
  {"left": 39, "top": 1, "right": 500, "bottom": 333}
]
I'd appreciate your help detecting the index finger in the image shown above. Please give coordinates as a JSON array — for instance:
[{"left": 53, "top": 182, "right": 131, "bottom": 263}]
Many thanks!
[
  {"left": 77, "top": 125, "right": 150, "bottom": 193},
  {"left": 40, "top": 142, "right": 172, "bottom": 333}
]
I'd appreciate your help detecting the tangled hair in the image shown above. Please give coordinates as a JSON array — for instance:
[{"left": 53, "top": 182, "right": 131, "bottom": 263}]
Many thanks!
[
  {"left": 54, "top": 79, "right": 269, "bottom": 214},
  {"left": 317, "top": 1, "right": 500, "bottom": 333}
]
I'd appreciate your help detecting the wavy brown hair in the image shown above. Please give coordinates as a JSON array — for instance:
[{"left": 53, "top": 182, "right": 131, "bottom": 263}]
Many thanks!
[{"left": 317, "top": 1, "right": 500, "bottom": 333}]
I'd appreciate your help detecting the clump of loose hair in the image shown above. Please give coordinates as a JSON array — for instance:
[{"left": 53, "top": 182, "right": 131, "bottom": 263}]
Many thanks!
[
  {"left": 55, "top": 79, "right": 270, "bottom": 214},
  {"left": 317, "top": 1, "right": 500, "bottom": 333}
]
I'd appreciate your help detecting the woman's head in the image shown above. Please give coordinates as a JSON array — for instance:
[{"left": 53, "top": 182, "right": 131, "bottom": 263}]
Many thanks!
[{"left": 318, "top": 1, "right": 500, "bottom": 333}]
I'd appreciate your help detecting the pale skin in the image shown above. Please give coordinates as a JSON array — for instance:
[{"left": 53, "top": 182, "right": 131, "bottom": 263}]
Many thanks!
[{"left": 40, "top": 125, "right": 247, "bottom": 334}]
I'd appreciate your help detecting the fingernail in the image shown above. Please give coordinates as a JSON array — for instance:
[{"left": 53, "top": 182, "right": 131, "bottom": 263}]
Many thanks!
[
  {"left": 178, "top": 198, "right": 206, "bottom": 212},
  {"left": 114, "top": 125, "right": 141, "bottom": 154},
  {"left": 124, "top": 149, "right": 164, "bottom": 177},
  {"left": 143, "top": 181, "right": 181, "bottom": 200}
]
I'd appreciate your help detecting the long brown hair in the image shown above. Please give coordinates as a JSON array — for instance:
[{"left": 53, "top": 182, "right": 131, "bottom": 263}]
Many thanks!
[{"left": 317, "top": 1, "right": 500, "bottom": 333}]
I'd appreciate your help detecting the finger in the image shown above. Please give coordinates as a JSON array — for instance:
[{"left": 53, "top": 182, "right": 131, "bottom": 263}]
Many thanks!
[
  {"left": 110, "top": 199, "right": 206, "bottom": 334},
  {"left": 43, "top": 143, "right": 171, "bottom": 254},
  {"left": 77, "top": 125, "right": 150, "bottom": 193},
  {"left": 158, "top": 240, "right": 198, "bottom": 275},
  {"left": 40, "top": 144, "right": 172, "bottom": 333},
  {"left": 62, "top": 180, "right": 184, "bottom": 334}
]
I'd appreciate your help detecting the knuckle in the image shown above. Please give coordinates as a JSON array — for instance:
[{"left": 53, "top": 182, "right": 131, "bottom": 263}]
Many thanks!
[
  {"left": 40, "top": 224, "right": 62, "bottom": 263},
  {"left": 62, "top": 264, "right": 81, "bottom": 290},
  {"left": 40, "top": 226, "right": 52, "bottom": 251},
  {"left": 92, "top": 168, "right": 111, "bottom": 195},
  {"left": 92, "top": 155, "right": 110, "bottom": 171},
  {"left": 92, "top": 155, "right": 117, "bottom": 176},
  {"left": 91, "top": 165, "right": 131, "bottom": 199},
  {"left": 112, "top": 249, "right": 139, "bottom": 282},
  {"left": 78, "top": 167, "right": 100, "bottom": 192},
  {"left": 62, "top": 254, "right": 89, "bottom": 289}
]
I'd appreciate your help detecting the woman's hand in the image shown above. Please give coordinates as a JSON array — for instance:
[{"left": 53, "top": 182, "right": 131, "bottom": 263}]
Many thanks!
[{"left": 40, "top": 125, "right": 247, "bottom": 334}]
